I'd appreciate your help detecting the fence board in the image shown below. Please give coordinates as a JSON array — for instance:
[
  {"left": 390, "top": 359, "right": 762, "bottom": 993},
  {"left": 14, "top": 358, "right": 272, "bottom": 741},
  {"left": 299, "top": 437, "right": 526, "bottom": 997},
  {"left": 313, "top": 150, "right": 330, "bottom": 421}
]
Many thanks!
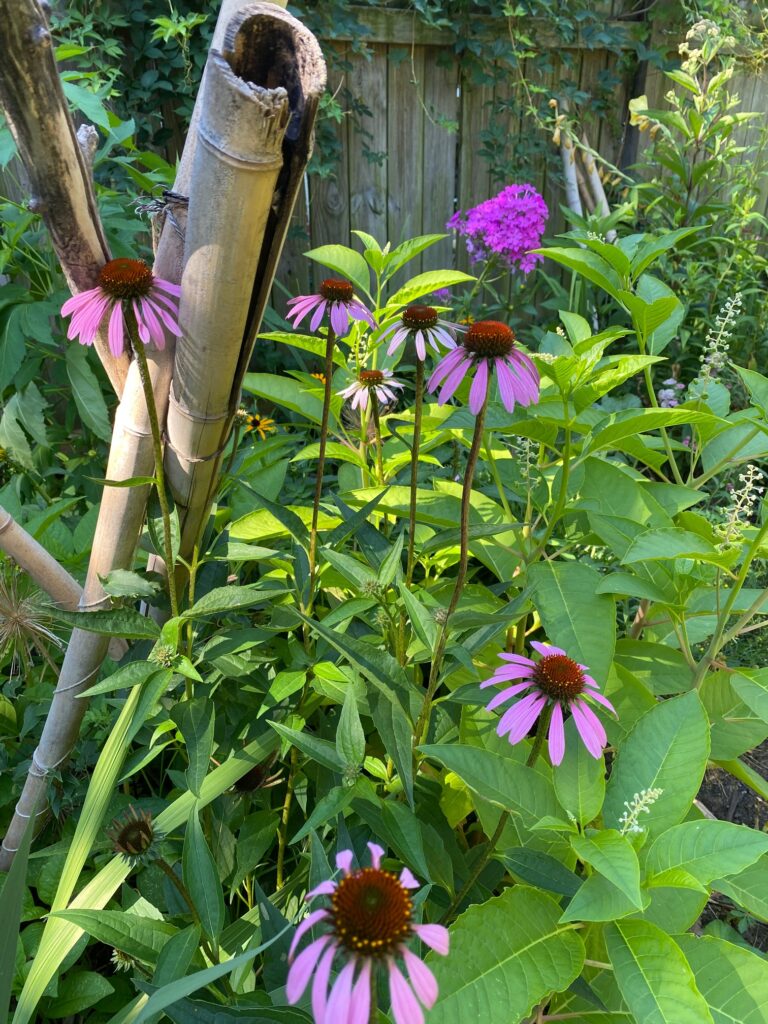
[
  {"left": 421, "top": 50, "right": 459, "bottom": 269},
  {"left": 347, "top": 45, "right": 388, "bottom": 244},
  {"left": 387, "top": 46, "right": 425, "bottom": 254}
]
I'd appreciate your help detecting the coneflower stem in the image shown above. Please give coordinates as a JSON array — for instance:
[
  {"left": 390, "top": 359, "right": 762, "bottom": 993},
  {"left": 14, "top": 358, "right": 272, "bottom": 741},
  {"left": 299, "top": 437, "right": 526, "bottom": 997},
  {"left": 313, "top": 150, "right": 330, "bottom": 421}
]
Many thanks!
[
  {"left": 413, "top": 392, "right": 489, "bottom": 749},
  {"left": 406, "top": 359, "right": 424, "bottom": 586},
  {"left": 370, "top": 393, "right": 385, "bottom": 485},
  {"left": 307, "top": 326, "right": 336, "bottom": 609},
  {"left": 439, "top": 703, "right": 552, "bottom": 924},
  {"left": 276, "top": 746, "right": 298, "bottom": 890},
  {"left": 155, "top": 857, "right": 217, "bottom": 963},
  {"left": 126, "top": 310, "right": 179, "bottom": 622}
]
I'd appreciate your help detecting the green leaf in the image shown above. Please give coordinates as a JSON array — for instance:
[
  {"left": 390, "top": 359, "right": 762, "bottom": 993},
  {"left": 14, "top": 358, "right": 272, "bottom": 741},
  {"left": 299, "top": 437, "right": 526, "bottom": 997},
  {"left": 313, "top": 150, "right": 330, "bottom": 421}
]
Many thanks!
[
  {"left": 646, "top": 820, "right": 768, "bottom": 885},
  {"left": 0, "top": 795, "right": 38, "bottom": 1021},
  {"left": 630, "top": 227, "right": 703, "bottom": 280},
  {"left": 100, "top": 569, "right": 160, "bottom": 600},
  {"left": 676, "top": 933, "right": 768, "bottom": 1024},
  {"left": 619, "top": 292, "right": 681, "bottom": 338},
  {"left": 243, "top": 373, "right": 326, "bottom": 426},
  {"left": 171, "top": 699, "right": 215, "bottom": 797},
  {"left": 553, "top": 718, "right": 606, "bottom": 825},
  {"left": 42, "top": 970, "right": 114, "bottom": 1018},
  {"left": 0, "top": 304, "right": 26, "bottom": 391},
  {"left": 336, "top": 686, "right": 365, "bottom": 768},
  {"left": 184, "top": 585, "right": 273, "bottom": 618},
  {"left": 605, "top": 920, "right": 714, "bottom": 1024},
  {"left": 50, "top": 910, "right": 178, "bottom": 965},
  {"left": 603, "top": 691, "right": 710, "bottom": 837},
  {"left": 383, "top": 234, "right": 447, "bottom": 276},
  {"left": 182, "top": 806, "right": 225, "bottom": 941},
  {"left": 622, "top": 527, "right": 721, "bottom": 564},
  {"left": 428, "top": 887, "right": 584, "bottom": 1024},
  {"left": 257, "top": 332, "right": 347, "bottom": 368},
  {"left": 715, "top": 855, "right": 768, "bottom": 923},
  {"left": 587, "top": 408, "right": 719, "bottom": 453},
  {"left": 561, "top": 870, "right": 648, "bottom": 923},
  {"left": 398, "top": 582, "right": 438, "bottom": 650},
  {"left": 303, "top": 244, "right": 371, "bottom": 297},
  {"left": 79, "top": 661, "right": 162, "bottom": 698},
  {"left": 61, "top": 80, "right": 111, "bottom": 128},
  {"left": 734, "top": 365, "right": 768, "bottom": 418},
  {"left": 231, "top": 479, "right": 310, "bottom": 547},
  {"left": 528, "top": 561, "right": 616, "bottom": 683},
  {"left": 537, "top": 247, "right": 623, "bottom": 301},
  {"left": 571, "top": 830, "right": 643, "bottom": 908},
  {"left": 66, "top": 344, "right": 113, "bottom": 441},
  {"left": 270, "top": 722, "right": 344, "bottom": 772},
  {"left": 386, "top": 270, "right": 474, "bottom": 308},
  {"left": 51, "top": 607, "right": 161, "bottom": 639},
  {"left": 500, "top": 848, "right": 581, "bottom": 896}
]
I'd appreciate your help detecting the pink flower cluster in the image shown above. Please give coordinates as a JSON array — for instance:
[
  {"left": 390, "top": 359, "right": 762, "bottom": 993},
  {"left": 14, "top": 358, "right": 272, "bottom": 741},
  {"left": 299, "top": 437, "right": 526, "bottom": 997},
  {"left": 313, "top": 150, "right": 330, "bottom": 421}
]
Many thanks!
[{"left": 448, "top": 184, "right": 548, "bottom": 273}]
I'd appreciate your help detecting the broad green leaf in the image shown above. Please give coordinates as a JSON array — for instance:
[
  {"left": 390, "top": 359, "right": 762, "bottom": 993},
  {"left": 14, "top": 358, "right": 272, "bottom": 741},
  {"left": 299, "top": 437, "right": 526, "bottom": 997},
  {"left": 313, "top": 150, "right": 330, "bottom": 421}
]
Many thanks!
[
  {"left": 500, "top": 848, "right": 581, "bottom": 896},
  {"left": 621, "top": 526, "right": 721, "bottom": 565},
  {"left": 51, "top": 608, "right": 161, "bottom": 640},
  {"left": 382, "top": 233, "right": 446, "bottom": 276},
  {"left": 184, "top": 585, "right": 274, "bottom": 617},
  {"left": 630, "top": 227, "right": 703, "bottom": 279},
  {"left": 171, "top": 699, "right": 215, "bottom": 797},
  {"left": 676, "top": 933, "right": 768, "bottom": 1024},
  {"left": 182, "top": 807, "right": 225, "bottom": 941},
  {"left": 606, "top": 920, "right": 714, "bottom": 1024},
  {"left": 270, "top": 721, "right": 344, "bottom": 772},
  {"left": 0, "top": 304, "right": 26, "bottom": 391},
  {"left": 66, "top": 344, "right": 113, "bottom": 441},
  {"left": 604, "top": 691, "right": 710, "bottom": 837},
  {"left": 100, "top": 569, "right": 159, "bottom": 599},
  {"left": 537, "top": 247, "right": 623, "bottom": 302},
  {"left": 291, "top": 441, "right": 367, "bottom": 469},
  {"left": 571, "top": 830, "right": 643, "bottom": 908},
  {"left": 619, "top": 292, "right": 680, "bottom": 338},
  {"left": 646, "top": 820, "right": 768, "bottom": 885},
  {"left": 587, "top": 408, "right": 718, "bottom": 453},
  {"left": 561, "top": 871, "right": 647, "bottom": 923},
  {"left": 257, "top": 331, "right": 347, "bottom": 368},
  {"left": 553, "top": 718, "right": 606, "bottom": 825},
  {"left": 613, "top": 640, "right": 693, "bottom": 697},
  {"left": 528, "top": 561, "right": 616, "bottom": 682},
  {"left": 386, "top": 270, "right": 474, "bottom": 308},
  {"left": 701, "top": 672, "right": 768, "bottom": 760},
  {"left": 428, "top": 887, "right": 584, "bottom": 1024},
  {"left": 50, "top": 910, "right": 178, "bottom": 965},
  {"left": 61, "top": 80, "right": 111, "bottom": 127},
  {"left": 42, "top": 970, "right": 114, "bottom": 1018},
  {"left": 303, "top": 243, "right": 371, "bottom": 297},
  {"left": 734, "top": 365, "right": 768, "bottom": 418},
  {"left": 79, "top": 661, "right": 162, "bottom": 698},
  {"left": 336, "top": 686, "right": 365, "bottom": 768},
  {"left": 398, "top": 582, "right": 438, "bottom": 650},
  {"left": 715, "top": 855, "right": 768, "bottom": 923},
  {"left": 420, "top": 743, "right": 560, "bottom": 830},
  {"left": 243, "top": 372, "right": 326, "bottom": 426},
  {"left": 732, "top": 669, "right": 768, "bottom": 724}
]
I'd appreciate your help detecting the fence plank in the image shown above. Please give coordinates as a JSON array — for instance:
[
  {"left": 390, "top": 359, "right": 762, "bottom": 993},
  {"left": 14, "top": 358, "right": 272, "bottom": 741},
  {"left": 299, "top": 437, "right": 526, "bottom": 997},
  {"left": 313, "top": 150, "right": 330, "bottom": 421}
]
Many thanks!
[
  {"left": 455, "top": 75, "right": 493, "bottom": 272},
  {"left": 347, "top": 45, "right": 388, "bottom": 244},
  {"left": 387, "top": 46, "right": 425, "bottom": 255},
  {"left": 310, "top": 46, "right": 351, "bottom": 254},
  {"left": 421, "top": 50, "right": 459, "bottom": 270}
]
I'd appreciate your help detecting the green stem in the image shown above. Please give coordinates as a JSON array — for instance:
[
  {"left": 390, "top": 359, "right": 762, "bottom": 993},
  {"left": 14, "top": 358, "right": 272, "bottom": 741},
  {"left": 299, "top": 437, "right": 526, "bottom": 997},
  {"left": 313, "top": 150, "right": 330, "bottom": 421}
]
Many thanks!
[
  {"left": 529, "top": 403, "right": 571, "bottom": 563},
  {"left": 641, "top": 363, "right": 684, "bottom": 486},
  {"left": 413, "top": 392, "right": 488, "bottom": 749},
  {"left": 156, "top": 857, "right": 217, "bottom": 963},
  {"left": 126, "top": 309, "right": 179, "bottom": 621},
  {"left": 406, "top": 359, "right": 425, "bottom": 586},
  {"left": 307, "top": 326, "right": 336, "bottom": 609},
  {"left": 370, "top": 393, "right": 385, "bottom": 485},
  {"left": 276, "top": 746, "right": 298, "bottom": 890},
  {"left": 440, "top": 705, "right": 551, "bottom": 925}
]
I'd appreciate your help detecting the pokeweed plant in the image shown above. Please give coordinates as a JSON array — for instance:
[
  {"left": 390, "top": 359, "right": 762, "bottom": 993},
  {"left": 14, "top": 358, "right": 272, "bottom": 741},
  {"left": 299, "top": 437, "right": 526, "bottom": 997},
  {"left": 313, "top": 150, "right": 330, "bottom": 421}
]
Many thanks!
[{"left": 4, "top": 225, "right": 768, "bottom": 1024}]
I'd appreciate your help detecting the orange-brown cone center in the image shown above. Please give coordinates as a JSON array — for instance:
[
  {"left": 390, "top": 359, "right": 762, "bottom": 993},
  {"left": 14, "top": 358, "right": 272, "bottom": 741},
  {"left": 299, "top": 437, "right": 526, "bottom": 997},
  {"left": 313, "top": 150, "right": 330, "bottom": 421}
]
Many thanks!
[
  {"left": 533, "top": 654, "right": 585, "bottom": 701},
  {"left": 402, "top": 305, "right": 438, "bottom": 329},
  {"left": 320, "top": 278, "right": 354, "bottom": 302},
  {"left": 98, "top": 258, "right": 154, "bottom": 300},
  {"left": 359, "top": 370, "right": 385, "bottom": 385},
  {"left": 463, "top": 320, "right": 515, "bottom": 358},
  {"left": 330, "top": 867, "right": 413, "bottom": 956}
]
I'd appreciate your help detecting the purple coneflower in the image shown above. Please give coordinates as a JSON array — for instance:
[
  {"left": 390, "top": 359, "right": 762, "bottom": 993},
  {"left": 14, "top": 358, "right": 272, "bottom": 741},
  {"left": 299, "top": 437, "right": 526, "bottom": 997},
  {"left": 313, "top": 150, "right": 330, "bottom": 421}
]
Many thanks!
[
  {"left": 338, "top": 369, "right": 404, "bottom": 411},
  {"left": 379, "top": 304, "right": 460, "bottom": 361},
  {"left": 287, "top": 842, "right": 449, "bottom": 1024},
  {"left": 61, "top": 257, "right": 182, "bottom": 357},
  {"left": 287, "top": 278, "right": 376, "bottom": 336},
  {"left": 427, "top": 320, "right": 539, "bottom": 415},
  {"left": 480, "top": 641, "right": 616, "bottom": 765}
]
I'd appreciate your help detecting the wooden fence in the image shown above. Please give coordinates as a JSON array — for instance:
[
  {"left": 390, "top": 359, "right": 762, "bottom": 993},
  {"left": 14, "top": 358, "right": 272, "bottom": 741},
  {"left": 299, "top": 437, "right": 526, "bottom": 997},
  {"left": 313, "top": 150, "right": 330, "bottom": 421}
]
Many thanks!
[{"left": 275, "top": 5, "right": 768, "bottom": 303}]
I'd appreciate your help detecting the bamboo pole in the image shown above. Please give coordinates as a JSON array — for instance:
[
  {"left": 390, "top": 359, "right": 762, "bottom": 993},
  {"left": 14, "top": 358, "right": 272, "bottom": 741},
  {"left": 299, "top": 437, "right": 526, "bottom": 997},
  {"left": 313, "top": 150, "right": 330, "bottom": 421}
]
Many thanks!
[
  {"left": 0, "top": 506, "right": 126, "bottom": 661},
  {"left": 161, "top": 3, "right": 325, "bottom": 565},
  {"left": 0, "top": 0, "right": 130, "bottom": 395}
]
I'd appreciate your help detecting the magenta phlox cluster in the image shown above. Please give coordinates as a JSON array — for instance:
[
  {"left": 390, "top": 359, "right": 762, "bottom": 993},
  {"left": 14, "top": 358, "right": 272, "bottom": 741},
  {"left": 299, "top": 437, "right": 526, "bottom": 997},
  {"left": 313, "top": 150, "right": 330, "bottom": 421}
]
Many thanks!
[{"left": 448, "top": 184, "right": 548, "bottom": 273}]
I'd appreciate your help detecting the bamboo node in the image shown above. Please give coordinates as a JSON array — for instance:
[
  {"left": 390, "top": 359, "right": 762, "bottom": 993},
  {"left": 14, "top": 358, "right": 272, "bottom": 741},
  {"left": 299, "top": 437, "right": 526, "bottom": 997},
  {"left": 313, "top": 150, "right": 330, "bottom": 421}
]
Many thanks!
[
  {"left": 163, "top": 432, "right": 232, "bottom": 464},
  {"left": 30, "top": 746, "right": 72, "bottom": 777},
  {"left": 169, "top": 394, "right": 229, "bottom": 424},
  {"left": 0, "top": 510, "right": 13, "bottom": 534}
]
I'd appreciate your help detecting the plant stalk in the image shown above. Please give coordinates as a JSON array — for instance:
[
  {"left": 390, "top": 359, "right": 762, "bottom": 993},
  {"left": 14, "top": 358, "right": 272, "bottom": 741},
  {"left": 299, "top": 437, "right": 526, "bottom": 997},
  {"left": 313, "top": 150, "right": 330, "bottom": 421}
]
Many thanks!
[
  {"left": 307, "top": 326, "right": 336, "bottom": 608},
  {"left": 406, "top": 358, "right": 425, "bottom": 586}
]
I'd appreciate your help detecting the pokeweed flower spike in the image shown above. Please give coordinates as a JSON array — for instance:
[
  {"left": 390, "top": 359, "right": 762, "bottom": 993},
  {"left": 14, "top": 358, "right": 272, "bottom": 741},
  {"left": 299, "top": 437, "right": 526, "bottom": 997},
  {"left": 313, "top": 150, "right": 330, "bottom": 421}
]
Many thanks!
[
  {"left": 287, "top": 842, "right": 449, "bottom": 1024},
  {"left": 61, "top": 257, "right": 182, "bottom": 357},
  {"left": 338, "top": 369, "right": 404, "bottom": 412},
  {"left": 286, "top": 278, "right": 377, "bottom": 336},
  {"left": 480, "top": 641, "right": 617, "bottom": 765},
  {"left": 428, "top": 320, "right": 539, "bottom": 414},
  {"left": 379, "top": 304, "right": 461, "bottom": 360}
]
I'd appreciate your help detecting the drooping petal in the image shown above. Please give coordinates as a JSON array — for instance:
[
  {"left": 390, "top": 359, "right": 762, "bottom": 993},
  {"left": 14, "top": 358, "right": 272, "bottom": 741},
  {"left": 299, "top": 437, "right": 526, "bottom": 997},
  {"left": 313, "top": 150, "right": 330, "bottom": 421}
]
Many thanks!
[
  {"left": 146, "top": 296, "right": 182, "bottom": 337},
  {"left": 495, "top": 357, "right": 519, "bottom": 413},
  {"left": 388, "top": 961, "right": 424, "bottom": 1024},
  {"left": 61, "top": 286, "right": 103, "bottom": 317},
  {"left": 484, "top": 663, "right": 537, "bottom": 683},
  {"left": 585, "top": 690, "right": 617, "bottom": 716},
  {"left": 436, "top": 356, "right": 473, "bottom": 405},
  {"left": 498, "top": 691, "right": 547, "bottom": 743},
  {"left": 402, "top": 947, "right": 439, "bottom": 1009},
  {"left": 570, "top": 700, "right": 607, "bottom": 759},
  {"left": 530, "top": 641, "right": 565, "bottom": 657},
  {"left": 357, "top": 387, "right": 369, "bottom": 411},
  {"left": 400, "top": 867, "right": 420, "bottom": 889},
  {"left": 468, "top": 357, "right": 489, "bottom": 414},
  {"left": 414, "top": 330, "right": 426, "bottom": 360},
  {"left": 152, "top": 277, "right": 182, "bottom": 297},
  {"left": 330, "top": 301, "right": 349, "bottom": 336},
  {"left": 582, "top": 673, "right": 600, "bottom": 689},
  {"left": 368, "top": 842, "right": 385, "bottom": 869},
  {"left": 433, "top": 326, "right": 457, "bottom": 349},
  {"left": 427, "top": 346, "right": 465, "bottom": 390},
  {"left": 310, "top": 299, "right": 329, "bottom": 333},
  {"left": 323, "top": 959, "right": 355, "bottom": 1024},
  {"left": 336, "top": 849, "right": 354, "bottom": 874},
  {"left": 287, "top": 295, "right": 322, "bottom": 323},
  {"left": 548, "top": 701, "right": 565, "bottom": 766},
  {"left": 386, "top": 327, "right": 410, "bottom": 356},
  {"left": 288, "top": 908, "right": 329, "bottom": 961},
  {"left": 306, "top": 879, "right": 337, "bottom": 901},
  {"left": 138, "top": 298, "right": 165, "bottom": 348},
  {"left": 498, "top": 652, "right": 537, "bottom": 666},
  {"left": 348, "top": 301, "right": 377, "bottom": 328},
  {"left": 413, "top": 923, "right": 450, "bottom": 955},
  {"left": 286, "top": 935, "right": 331, "bottom": 1003},
  {"left": 349, "top": 960, "right": 371, "bottom": 1024},
  {"left": 312, "top": 944, "right": 337, "bottom": 1024},
  {"left": 485, "top": 680, "right": 535, "bottom": 711},
  {"left": 107, "top": 301, "right": 125, "bottom": 357},
  {"left": 70, "top": 293, "right": 112, "bottom": 346}
]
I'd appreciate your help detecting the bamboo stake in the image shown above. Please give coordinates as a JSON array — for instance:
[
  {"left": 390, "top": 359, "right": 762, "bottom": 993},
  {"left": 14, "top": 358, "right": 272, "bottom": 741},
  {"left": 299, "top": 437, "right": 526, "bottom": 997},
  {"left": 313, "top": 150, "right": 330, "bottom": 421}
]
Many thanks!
[
  {"left": 161, "top": 4, "right": 325, "bottom": 565},
  {"left": 0, "top": 0, "right": 130, "bottom": 395},
  {"left": 580, "top": 130, "right": 618, "bottom": 242},
  {"left": 0, "top": 506, "right": 126, "bottom": 661}
]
